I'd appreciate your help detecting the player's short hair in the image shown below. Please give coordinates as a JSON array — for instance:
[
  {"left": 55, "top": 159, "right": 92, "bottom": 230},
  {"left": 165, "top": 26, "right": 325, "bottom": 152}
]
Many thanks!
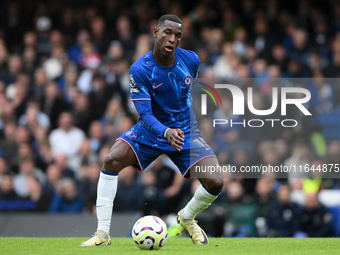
[{"left": 157, "top": 14, "right": 182, "bottom": 28}]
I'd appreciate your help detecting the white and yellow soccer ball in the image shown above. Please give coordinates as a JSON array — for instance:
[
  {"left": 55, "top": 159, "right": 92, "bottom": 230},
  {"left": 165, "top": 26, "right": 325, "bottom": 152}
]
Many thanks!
[{"left": 132, "top": 215, "right": 168, "bottom": 250}]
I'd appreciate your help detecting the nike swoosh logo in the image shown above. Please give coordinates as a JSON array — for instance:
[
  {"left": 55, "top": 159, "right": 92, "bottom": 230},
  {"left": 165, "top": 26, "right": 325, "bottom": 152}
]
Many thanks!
[
  {"left": 200, "top": 230, "right": 208, "bottom": 244},
  {"left": 152, "top": 83, "right": 163, "bottom": 89},
  {"left": 96, "top": 205, "right": 105, "bottom": 208},
  {"left": 95, "top": 241, "right": 104, "bottom": 246}
]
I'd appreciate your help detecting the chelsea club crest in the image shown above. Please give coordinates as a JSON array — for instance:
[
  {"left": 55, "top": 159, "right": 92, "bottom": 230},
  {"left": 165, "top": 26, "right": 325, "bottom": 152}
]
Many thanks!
[{"left": 183, "top": 75, "right": 192, "bottom": 87}]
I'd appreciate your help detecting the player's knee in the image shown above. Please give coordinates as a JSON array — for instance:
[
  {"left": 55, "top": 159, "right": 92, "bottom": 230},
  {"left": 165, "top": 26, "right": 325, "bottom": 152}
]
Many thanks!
[
  {"left": 205, "top": 178, "right": 223, "bottom": 195},
  {"left": 104, "top": 153, "right": 120, "bottom": 171}
]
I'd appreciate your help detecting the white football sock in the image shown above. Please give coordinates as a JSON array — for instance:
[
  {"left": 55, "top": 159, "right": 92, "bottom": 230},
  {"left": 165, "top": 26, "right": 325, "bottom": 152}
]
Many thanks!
[
  {"left": 96, "top": 170, "right": 118, "bottom": 234},
  {"left": 183, "top": 184, "right": 219, "bottom": 220}
]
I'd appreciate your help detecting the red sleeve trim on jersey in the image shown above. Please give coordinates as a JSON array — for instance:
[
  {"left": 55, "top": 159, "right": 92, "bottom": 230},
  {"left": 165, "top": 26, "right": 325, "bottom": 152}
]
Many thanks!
[{"left": 131, "top": 98, "right": 151, "bottom": 101}]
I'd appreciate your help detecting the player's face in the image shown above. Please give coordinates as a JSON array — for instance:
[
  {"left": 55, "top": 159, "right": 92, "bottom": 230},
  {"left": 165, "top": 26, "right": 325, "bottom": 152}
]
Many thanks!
[{"left": 154, "top": 20, "right": 182, "bottom": 56}]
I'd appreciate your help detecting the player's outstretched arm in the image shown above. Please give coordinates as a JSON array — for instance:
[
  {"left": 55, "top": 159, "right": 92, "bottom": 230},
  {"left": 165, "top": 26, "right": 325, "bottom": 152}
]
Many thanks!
[{"left": 165, "top": 128, "right": 184, "bottom": 151}]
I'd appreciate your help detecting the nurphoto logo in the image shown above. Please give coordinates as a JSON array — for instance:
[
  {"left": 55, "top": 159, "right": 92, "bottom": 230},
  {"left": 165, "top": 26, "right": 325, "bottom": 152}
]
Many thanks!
[{"left": 198, "top": 82, "right": 312, "bottom": 128}]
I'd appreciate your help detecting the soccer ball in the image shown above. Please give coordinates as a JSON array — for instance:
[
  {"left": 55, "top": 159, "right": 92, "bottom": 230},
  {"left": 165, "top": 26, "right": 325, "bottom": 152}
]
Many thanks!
[{"left": 132, "top": 215, "right": 168, "bottom": 250}]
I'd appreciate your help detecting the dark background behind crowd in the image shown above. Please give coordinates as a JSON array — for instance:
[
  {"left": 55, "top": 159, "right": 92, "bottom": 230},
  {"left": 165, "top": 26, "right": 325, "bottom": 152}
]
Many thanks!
[{"left": 0, "top": 0, "right": 340, "bottom": 237}]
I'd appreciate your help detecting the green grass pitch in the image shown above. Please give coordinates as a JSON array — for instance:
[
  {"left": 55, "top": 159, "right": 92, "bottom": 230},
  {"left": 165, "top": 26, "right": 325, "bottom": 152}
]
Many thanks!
[{"left": 0, "top": 237, "right": 339, "bottom": 255}]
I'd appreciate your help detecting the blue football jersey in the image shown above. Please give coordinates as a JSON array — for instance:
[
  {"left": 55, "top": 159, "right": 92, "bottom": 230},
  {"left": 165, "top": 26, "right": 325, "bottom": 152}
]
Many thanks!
[{"left": 127, "top": 48, "right": 200, "bottom": 150}]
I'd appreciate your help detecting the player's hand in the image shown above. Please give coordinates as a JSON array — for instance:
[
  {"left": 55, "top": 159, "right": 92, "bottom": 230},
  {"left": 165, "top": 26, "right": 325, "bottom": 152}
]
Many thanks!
[{"left": 166, "top": 128, "right": 185, "bottom": 151}]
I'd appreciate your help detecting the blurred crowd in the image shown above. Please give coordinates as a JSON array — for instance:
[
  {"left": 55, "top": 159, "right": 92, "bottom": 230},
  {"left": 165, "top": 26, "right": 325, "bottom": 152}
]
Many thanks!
[{"left": 0, "top": 0, "right": 340, "bottom": 237}]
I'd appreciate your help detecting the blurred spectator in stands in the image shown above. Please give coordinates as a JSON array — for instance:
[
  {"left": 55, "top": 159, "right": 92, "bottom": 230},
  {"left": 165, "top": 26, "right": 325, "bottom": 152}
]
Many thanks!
[
  {"left": 299, "top": 192, "right": 333, "bottom": 237},
  {"left": 232, "top": 27, "right": 248, "bottom": 59},
  {"left": 115, "top": 15, "right": 136, "bottom": 62},
  {"left": 312, "top": 17, "right": 330, "bottom": 53},
  {"left": 9, "top": 126, "right": 32, "bottom": 169},
  {"left": 260, "top": 64, "right": 281, "bottom": 94},
  {"left": 133, "top": 34, "right": 152, "bottom": 62},
  {"left": 22, "top": 46, "right": 37, "bottom": 76},
  {"left": 72, "top": 91, "right": 93, "bottom": 133},
  {"left": 22, "top": 31, "right": 37, "bottom": 52},
  {"left": 35, "top": 16, "right": 52, "bottom": 60},
  {"left": 0, "top": 95, "right": 16, "bottom": 126},
  {"left": 213, "top": 181, "right": 258, "bottom": 237},
  {"left": 50, "top": 30, "right": 64, "bottom": 48},
  {"left": 221, "top": 8, "right": 241, "bottom": 42},
  {"left": 308, "top": 72, "right": 334, "bottom": 114},
  {"left": 90, "top": 16, "right": 109, "bottom": 54},
  {"left": 290, "top": 29, "right": 310, "bottom": 65},
  {"left": 77, "top": 40, "right": 101, "bottom": 94},
  {"left": 79, "top": 162, "right": 100, "bottom": 213},
  {"left": 88, "top": 121, "right": 107, "bottom": 153},
  {"left": 26, "top": 175, "right": 51, "bottom": 212},
  {"left": 307, "top": 50, "right": 329, "bottom": 74},
  {"left": 253, "top": 17, "right": 274, "bottom": 61},
  {"left": 251, "top": 59, "right": 268, "bottom": 84},
  {"left": 13, "top": 157, "right": 46, "bottom": 197},
  {"left": 323, "top": 140, "right": 340, "bottom": 166},
  {"left": 49, "top": 177, "right": 82, "bottom": 213},
  {"left": 284, "top": 56, "right": 310, "bottom": 78},
  {"left": 266, "top": 184, "right": 302, "bottom": 237},
  {"left": 114, "top": 166, "right": 144, "bottom": 213},
  {"left": 3, "top": 2, "right": 23, "bottom": 50},
  {"left": 53, "top": 154, "right": 76, "bottom": 179},
  {"left": 103, "top": 98, "right": 127, "bottom": 130},
  {"left": 49, "top": 112, "right": 85, "bottom": 163},
  {"left": 18, "top": 99, "right": 50, "bottom": 131},
  {"left": 62, "top": 67, "right": 79, "bottom": 106},
  {"left": 0, "top": 121, "right": 17, "bottom": 168},
  {"left": 214, "top": 43, "right": 240, "bottom": 80},
  {"left": 2, "top": 55, "right": 22, "bottom": 85},
  {"left": 254, "top": 178, "right": 276, "bottom": 218},
  {"left": 17, "top": 143, "right": 34, "bottom": 162},
  {"left": 73, "top": 139, "right": 98, "bottom": 176},
  {"left": 259, "top": 141, "right": 283, "bottom": 169},
  {"left": 115, "top": 59, "right": 133, "bottom": 111},
  {"left": 284, "top": 142, "right": 313, "bottom": 186},
  {"left": 113, "top": 115, "right": 134, "bottom": 139},
  {"left": 270, "top": 44, "right": 288, "bottom": 73},
  {"left": 42, "top": 45, "right": 64, "bottom": 81},
  {"left": 325, "top": 32, "right": 340, "bottom": 78},
  {"left": 88, "top": 73, "right": 113, "bottom": 121},
  {"left": 274, "top": 138, "right": 290, "bottom": 165},
  {"left": 35, "top": 139, "right": 54, "bottom": 170},
  {"left": 43, "top": 163, "right": 62, "bottom": 196},
  {"left": 0, "top": 157, "right": 8, "bottom": 183},
  {"left": 202, "top": 27, "right": 225, "bottom": 64},
  {"left": 0, "top": 173, "right": 21, "bottom": 200},
  {"left": 32, "top": 68, "right": 48, "bottom": 101},
  {"left": 67, "top": 29, "right": 91, "bottom": 65},
  {"left": 9, "top": 80, "right": 29, "bottom": 119},
  {"left": 41, "top": 81, "right": 69, "bottom": 130},
  {"left": 104, "top": 40, "right": 124, "bottom": 63},
  {"left": 196, "top": 48, "right": 212, "bottom": 76},
  {"left": 60, "top": 8, "right": 78, "bottom": 47},
  {"left": 226, "top": 181, "right": 258, "bottom": 237},
  {"left": 0, "top": 44, "right": 9, "bottom": 80}
]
